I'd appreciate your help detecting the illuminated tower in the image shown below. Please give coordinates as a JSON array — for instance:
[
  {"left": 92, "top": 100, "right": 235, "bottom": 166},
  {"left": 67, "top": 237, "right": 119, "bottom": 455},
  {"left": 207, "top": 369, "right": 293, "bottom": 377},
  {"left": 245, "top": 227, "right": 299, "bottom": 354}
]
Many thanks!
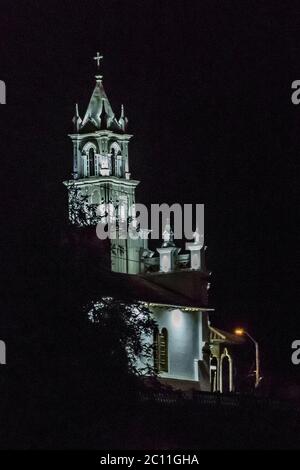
[{"left": 63, "top": 53, "right": 147, "bottom": 273}]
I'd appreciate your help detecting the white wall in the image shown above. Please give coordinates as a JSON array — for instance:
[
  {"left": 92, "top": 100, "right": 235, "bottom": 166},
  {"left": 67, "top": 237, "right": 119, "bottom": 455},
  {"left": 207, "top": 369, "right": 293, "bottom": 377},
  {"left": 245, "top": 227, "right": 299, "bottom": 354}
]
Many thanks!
[{"left": 153, "top": 307, "right": 202, "bottom": 381}]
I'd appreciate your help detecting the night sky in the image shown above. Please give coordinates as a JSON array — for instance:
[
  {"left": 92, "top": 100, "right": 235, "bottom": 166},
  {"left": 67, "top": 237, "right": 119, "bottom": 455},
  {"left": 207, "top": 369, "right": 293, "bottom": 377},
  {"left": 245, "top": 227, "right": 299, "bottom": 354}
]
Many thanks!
[{"left": 0, "top": 1, "right": 299, "bottom": 389}]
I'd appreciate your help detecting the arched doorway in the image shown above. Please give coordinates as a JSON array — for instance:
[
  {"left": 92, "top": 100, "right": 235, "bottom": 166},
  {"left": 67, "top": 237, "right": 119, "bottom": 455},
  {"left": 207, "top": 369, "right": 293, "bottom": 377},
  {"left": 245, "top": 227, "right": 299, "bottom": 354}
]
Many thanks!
[
  {"left": 221, "top": 356, "right": 230, "bottom": 393},
  {"left": 220, "top": 348, "right": 233, "bottom": 393},
  {"left": 210, "top": 356, "right": 218, "bottom": 392}
]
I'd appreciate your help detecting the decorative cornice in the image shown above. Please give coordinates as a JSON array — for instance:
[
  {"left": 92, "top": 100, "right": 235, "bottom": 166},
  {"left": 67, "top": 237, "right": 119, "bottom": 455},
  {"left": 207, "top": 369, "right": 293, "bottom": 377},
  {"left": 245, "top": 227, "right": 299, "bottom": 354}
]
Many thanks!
[{"left": 63, "top": 176, "right": 140, "bottom": 188}]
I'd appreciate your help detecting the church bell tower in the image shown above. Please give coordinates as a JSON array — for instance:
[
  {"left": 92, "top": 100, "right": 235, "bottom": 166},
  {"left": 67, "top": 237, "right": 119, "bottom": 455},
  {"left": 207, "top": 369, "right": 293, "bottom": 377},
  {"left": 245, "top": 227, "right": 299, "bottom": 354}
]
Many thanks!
[{"left": 63, "top": 53, "right": 147, "bottom": 274}]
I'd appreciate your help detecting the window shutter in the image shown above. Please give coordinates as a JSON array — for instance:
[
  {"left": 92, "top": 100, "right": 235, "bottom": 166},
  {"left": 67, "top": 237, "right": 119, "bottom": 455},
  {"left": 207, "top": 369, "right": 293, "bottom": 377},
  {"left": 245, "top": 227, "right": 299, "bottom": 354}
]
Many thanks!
[{"left": 159, "top": 328, "right": 168, "bottom": 373}]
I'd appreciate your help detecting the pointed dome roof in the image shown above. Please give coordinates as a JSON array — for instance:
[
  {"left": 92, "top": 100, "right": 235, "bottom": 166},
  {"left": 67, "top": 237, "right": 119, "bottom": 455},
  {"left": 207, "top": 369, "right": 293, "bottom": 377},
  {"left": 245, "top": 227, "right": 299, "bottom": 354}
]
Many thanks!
[{"left": 80, "top": 77, "right": 126, "bottom": 133}]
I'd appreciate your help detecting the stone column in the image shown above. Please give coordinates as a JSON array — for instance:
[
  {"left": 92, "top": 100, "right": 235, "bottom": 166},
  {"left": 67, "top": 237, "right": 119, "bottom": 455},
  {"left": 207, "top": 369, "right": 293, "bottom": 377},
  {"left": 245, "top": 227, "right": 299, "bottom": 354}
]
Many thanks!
[
  {"left": 185, "top": 242, "right": 203, "bottom": 270},
  {"left": 156, "top": 246, "right": 177, "bottom": 273},
  {"left": 72, "top": 138, "right": 81, "bottom": 178}
]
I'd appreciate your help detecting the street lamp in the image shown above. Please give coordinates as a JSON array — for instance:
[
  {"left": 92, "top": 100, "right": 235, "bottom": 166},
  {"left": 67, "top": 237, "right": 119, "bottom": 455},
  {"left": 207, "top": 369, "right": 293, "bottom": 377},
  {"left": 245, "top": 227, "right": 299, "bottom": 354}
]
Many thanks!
[{"left": 234, "top": 328, "right": 262, "bottom": 388}]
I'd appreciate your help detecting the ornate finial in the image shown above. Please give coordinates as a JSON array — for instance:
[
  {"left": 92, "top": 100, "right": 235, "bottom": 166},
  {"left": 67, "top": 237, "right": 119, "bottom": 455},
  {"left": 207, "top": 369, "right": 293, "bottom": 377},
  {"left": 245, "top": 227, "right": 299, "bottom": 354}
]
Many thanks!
[
  {"left": 118, "top": 104, "right": 128, "bottom": 131},
  {"left": 162, "top": 218, "right": 175, "bottom": 247},
  {"left": 94, "top": 51, "right": 103, "bottom": 68},
  {"left": 93, "top": 52, "right": 103, "bottom": 81},
  {"left": 72, "top": 103, "right": 82, "bottom": 131},
  {"left": 193, "top": 226, "right": 204, "bottom": 246}
]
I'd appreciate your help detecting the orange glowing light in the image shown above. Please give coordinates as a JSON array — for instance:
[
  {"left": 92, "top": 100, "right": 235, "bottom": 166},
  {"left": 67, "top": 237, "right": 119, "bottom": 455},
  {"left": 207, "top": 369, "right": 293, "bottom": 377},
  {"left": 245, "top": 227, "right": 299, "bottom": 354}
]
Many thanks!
[{"left": 234, "top": 328, "right": 244, "bottom": 336}]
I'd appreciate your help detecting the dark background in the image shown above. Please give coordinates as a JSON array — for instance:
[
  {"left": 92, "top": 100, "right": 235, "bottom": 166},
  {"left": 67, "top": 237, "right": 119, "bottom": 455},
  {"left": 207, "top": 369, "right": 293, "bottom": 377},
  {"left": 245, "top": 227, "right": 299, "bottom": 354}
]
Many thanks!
[{"left": 0, "top": 0, "right": 299, "bottom": 391}]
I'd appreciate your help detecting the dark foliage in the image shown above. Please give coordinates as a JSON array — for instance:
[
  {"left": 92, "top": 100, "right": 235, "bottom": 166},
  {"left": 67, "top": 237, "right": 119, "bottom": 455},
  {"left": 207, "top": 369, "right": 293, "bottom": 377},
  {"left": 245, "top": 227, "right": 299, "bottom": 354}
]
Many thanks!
[{"left": 0, "top": 225, "right": 159, "bottom": 449}]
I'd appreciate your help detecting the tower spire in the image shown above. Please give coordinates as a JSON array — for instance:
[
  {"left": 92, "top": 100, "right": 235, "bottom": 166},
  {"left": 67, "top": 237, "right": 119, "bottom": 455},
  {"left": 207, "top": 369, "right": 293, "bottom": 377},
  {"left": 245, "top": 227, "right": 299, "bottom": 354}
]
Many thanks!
[{"left": 74, "top": 53, "right": 128, "bottom": 133}]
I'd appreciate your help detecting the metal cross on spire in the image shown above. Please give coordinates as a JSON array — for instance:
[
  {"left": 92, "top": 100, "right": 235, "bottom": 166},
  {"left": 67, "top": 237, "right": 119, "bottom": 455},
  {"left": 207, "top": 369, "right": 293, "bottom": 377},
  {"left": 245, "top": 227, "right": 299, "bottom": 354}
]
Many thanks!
[{"left": 93, "top": 52, "right": 103, "bottom": 68}]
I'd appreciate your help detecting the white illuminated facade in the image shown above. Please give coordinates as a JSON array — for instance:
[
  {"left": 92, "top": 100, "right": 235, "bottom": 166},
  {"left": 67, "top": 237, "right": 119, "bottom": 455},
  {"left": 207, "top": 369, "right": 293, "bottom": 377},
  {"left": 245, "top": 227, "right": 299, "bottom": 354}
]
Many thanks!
[
  {"left": 151, "top": 306, "right": 207, "bottom": 382},
  {"left": 63, "top": 55, "right": 242, "bottom": 392}
]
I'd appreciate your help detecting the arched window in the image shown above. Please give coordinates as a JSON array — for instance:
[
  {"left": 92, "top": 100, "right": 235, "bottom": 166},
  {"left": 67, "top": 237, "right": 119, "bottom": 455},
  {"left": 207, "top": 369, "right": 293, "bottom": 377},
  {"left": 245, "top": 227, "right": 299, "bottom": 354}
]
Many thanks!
[
  {"left": 111, "top": 147, "right": 116, "bottom": 176},
  {"left": 153, "top": 328, "right": 169, "bottom": 373},
  {"left": 89, "top": 148, "right": 95, "bottom": 177},
  {"left": 109, "top": 142, "right": 122, "bottom": 177},
  {"left": 82, "top": 142, "right": 97, "bottom": 177}
]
